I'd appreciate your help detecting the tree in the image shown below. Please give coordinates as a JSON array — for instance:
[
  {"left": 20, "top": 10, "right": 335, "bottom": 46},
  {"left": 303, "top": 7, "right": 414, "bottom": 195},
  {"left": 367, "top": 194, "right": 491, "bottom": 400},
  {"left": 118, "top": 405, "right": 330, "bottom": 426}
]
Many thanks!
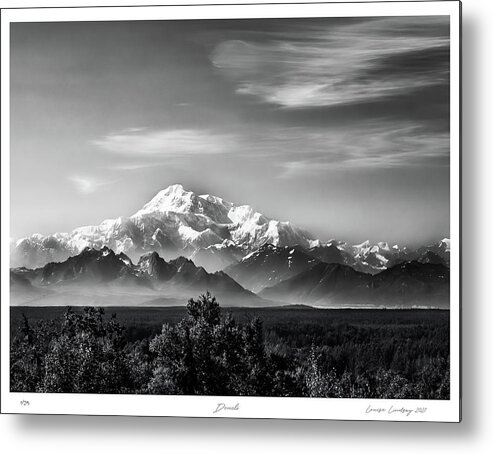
[
  {"left": 148, "top": 292, "right": 274, "bottom": 395},
  {"left": 40, "top": 307, "right": 134, "bottom": 393},
  {"left": 10, "top": 314, "right": 55, "bottom": 392},
  {"left": 10, "top": 307, "right": 137, "bottom": 393}
]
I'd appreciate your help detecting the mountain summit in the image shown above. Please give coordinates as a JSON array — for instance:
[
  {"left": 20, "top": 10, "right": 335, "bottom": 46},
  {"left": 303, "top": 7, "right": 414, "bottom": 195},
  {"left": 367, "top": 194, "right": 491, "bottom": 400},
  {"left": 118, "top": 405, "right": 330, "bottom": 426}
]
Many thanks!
[
  {"left": 11, "top": 184, "right": 316, "bottom": 268},
  {"left": 135, "top": 184, "right": 232, "bottom": 220}
]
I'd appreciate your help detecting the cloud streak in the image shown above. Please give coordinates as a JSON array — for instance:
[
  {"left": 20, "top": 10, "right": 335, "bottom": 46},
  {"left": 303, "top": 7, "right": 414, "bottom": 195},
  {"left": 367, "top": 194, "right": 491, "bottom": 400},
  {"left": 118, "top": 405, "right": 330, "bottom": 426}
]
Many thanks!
[
  {"left": 93, "top": 119, "right": 448, "bottom": 177},
  {"left": 276, "top": 122, "right": 449, "bottom": 177},
  {"left": 211, "top": 17, "right": 449, "bottom": 109},
  {"left": 68, "top": 175, "right": 116, "bottom": 194},
  {"left": 93, "top": 128, "right": 237, "bottom": 157}
]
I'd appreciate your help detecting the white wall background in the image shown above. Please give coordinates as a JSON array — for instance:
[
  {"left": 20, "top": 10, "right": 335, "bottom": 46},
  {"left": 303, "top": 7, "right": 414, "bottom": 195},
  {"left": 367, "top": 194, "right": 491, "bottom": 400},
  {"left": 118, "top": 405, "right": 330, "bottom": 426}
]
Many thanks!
[{"left": 1, "top": 0, "right": 491, "bottom": 452}]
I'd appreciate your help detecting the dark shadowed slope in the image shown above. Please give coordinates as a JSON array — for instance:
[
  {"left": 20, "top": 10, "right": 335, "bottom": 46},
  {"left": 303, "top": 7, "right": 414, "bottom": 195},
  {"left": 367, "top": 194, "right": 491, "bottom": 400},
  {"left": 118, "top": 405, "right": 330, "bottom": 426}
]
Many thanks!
[
  {"left": 260, "top": 262, "right": 370, "bottom": 305},
  {"left": 225, "top": 244, "right": 322, "bottom": 292},
  {"left": 260, "top": 261, "right": 449, "bottom": 308},
  {"left": 10, "top": 247, "right": 264, "bottom": 307}
]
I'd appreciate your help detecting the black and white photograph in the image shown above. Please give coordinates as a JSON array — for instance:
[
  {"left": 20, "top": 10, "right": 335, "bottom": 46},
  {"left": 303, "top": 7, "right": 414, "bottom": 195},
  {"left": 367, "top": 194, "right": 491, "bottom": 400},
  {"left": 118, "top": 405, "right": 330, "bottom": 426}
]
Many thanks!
[{"left": 0, "top": 1, "right": 461, "bottom": 422}]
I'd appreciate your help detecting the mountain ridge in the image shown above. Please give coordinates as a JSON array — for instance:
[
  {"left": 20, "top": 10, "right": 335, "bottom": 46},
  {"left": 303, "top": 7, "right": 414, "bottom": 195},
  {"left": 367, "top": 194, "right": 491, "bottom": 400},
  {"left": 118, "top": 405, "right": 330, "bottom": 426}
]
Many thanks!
[
  {"left": 10, "top": 246, "right": 264, "bottom": 307},
  {"left": 260, "top": 260, "right": 450, "bottom": 309},
  {"left": 10, "top": 245, "right": 450, "bottom": 309},
  {"left": 10, "top": 184, "right": 451, "bottom": 278}
]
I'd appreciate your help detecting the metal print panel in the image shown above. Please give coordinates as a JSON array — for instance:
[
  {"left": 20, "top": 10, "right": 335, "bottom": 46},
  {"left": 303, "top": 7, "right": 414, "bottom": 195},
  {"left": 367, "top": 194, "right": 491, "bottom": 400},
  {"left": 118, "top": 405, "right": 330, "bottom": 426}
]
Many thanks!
[{"left": 0, "top": 1, "right": 461, "bottom": 421}]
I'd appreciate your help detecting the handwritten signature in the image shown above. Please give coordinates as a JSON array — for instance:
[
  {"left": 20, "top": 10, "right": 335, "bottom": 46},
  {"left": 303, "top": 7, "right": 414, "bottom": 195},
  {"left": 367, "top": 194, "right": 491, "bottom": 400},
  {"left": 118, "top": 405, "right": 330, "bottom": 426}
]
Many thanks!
[
  {"left": 213, "top": 403, "right": 240, "bottom": 414},
  {"left": 20, "top": 400, "right": 30, "bottom": 407},
  {"left": 365, "top": 404, "right": 427, "bottom": 417}
]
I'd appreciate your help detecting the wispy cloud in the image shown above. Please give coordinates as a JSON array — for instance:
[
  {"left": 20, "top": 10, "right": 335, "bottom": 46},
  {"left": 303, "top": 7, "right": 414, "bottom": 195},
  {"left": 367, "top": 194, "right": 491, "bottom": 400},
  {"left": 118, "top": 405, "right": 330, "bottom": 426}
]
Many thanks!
[
  {"left": 276, "top": 122, "right": 449, "bottom": 177},
  {"left": 211, "top": 17, "right": 449, "bottom": 109},
  {"left": 68, "top": 175, "right": 116, "bottom": 194},
  {"left": 93, "top": 128, "right": 236, "bottom": 156},
  {"left": 113, "top": 161, "right": 167, "bottom": 171},
  {"left": 93, "top": 119, "right": 448, "bottom": 178}
]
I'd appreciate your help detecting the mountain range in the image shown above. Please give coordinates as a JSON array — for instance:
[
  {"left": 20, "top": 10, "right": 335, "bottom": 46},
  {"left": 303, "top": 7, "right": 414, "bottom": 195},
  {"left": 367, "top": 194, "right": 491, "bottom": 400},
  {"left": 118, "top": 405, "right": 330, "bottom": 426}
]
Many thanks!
[
  {"left": 10, "top": 184, "right": 450, "bottom": 274},
  {"left": 11, "top": 244, "right": 450, "bottom": 308},
  {"left": 260, "top": 260, "right": 449, "bottom": 309},
  {"left": 9, "top": 184, "right": 450, "bottom": 308},
  {"left": 10, "top": 247, "right": 262, "bottom": 307}
]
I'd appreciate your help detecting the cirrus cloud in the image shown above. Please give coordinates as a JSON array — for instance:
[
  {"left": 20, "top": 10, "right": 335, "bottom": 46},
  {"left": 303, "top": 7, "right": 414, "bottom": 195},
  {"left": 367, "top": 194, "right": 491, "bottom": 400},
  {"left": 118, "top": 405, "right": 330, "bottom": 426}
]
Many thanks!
[
  {"left": 68, "top": 175, "right": 117, "bottom": 194},
  {"left": 277, "top": 122, "right": 449, "bottom": 178},
  {"left": 92, "top": 128, "right": 237, "bottom": 156},
  {"left": 211, "top": 16, "right": 449, "bottom": 109}
]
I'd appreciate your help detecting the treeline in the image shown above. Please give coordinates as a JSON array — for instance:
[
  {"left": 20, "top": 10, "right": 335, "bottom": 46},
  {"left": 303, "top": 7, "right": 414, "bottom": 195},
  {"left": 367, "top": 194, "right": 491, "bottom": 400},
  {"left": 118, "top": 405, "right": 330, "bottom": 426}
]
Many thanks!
[{"left": 10, "top": 294, "right": 449, "bottom": 398}]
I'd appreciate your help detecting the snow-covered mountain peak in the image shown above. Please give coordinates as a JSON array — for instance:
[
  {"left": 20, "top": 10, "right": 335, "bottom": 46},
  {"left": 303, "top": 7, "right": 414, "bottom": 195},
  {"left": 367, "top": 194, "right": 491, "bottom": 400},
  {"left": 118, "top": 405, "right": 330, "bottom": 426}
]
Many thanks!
[
  {"left": 152, "top": 183, "right": 187, "bottom": 200},
  {"left": 199, "top": 193, "right": 233, "bottom": 209},
  {"left": 134, "top": 184, "right": 195, "bottom": 215},
  {"left": 354, "top": 240, "right": 371, "bottom": 249},
  {"left": 439, "top": 238, "right": 450, "bottom": 252},
  {"left": 132, "top": 185, "right": 240, "bottom": 227},
  {"left": 377, "top": 242, "right": 390, "bottom": 251},
  {"left": 228, "top": 204, "right": 263, "bottom": 225}
]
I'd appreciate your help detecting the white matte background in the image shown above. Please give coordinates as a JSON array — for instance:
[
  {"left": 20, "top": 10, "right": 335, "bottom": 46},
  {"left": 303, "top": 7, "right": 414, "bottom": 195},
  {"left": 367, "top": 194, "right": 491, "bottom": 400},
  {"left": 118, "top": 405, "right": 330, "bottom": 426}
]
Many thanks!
[{"left": 0, "top": 0, "right": 490, "bottom": 452}]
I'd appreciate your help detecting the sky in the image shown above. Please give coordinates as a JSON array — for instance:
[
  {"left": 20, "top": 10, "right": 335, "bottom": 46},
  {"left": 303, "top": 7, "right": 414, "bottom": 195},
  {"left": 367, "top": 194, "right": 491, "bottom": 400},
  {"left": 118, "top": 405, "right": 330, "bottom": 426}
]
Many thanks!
[{"left": 10, "top": 16, "right": 450, "bottom": 247}]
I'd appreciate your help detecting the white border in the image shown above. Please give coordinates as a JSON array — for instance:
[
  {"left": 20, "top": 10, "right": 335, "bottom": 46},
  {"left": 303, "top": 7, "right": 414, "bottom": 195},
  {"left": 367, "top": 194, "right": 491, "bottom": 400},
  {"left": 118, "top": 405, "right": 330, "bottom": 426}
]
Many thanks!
[{"left": 0, "top": 1, "right": 461, "bottom": 422}]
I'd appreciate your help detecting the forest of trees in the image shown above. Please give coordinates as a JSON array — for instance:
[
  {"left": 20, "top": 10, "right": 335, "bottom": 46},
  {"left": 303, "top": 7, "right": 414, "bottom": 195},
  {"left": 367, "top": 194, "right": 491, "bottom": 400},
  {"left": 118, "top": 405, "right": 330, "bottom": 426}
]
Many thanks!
[{"left": 10, "top": 293, "right": 450, "bottom": 399}]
